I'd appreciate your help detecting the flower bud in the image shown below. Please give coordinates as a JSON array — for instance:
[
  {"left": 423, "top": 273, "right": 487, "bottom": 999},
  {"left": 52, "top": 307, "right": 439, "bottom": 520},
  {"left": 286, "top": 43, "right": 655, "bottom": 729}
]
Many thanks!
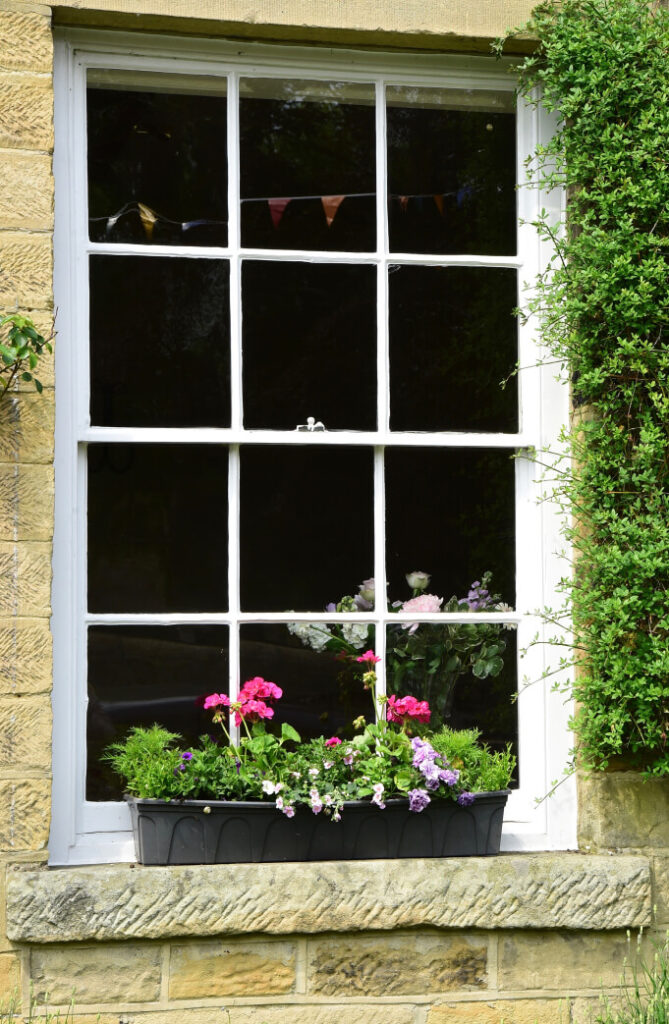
[
  {"left": 358, "top": 578, "right": 375, "bottom": 603},
  {"left": 406, "top": 571, "right": 430, "bottom": 591}
]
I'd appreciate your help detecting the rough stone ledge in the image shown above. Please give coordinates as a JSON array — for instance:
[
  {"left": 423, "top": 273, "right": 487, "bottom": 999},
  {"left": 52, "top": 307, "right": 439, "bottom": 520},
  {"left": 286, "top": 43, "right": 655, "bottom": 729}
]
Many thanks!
[{"left": 6, "top": 854, "right": 651, "bottom": 944}]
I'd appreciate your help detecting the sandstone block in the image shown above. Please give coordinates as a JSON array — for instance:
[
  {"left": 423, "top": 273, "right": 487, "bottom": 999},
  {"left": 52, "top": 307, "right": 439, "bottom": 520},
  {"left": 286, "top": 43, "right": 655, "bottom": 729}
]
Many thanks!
[
  {"left": 5, "top": 855, "right": 652, "bottom": 945},
  {"left": 0, "top": 463, "right": 54, "bottom": 541},
  {"left": 0, "top": 616, "right": 52, "bottom": 694},
  {"left": 499, "top": 930, "right": 636, "bottom": 991},
  {"left": 0, "top": 233, "right": 53, "bottom": 309},
  {"left": 0, "top": 10, "right": 51, "bottom": 72},
  {"left": 572, "top": 997, "right": 607, "bottom": 1024},
  {"left": 93, "top": 1009, "right": 415, "bottom": 1024},
  {"left": 31, "top": 943, "right": 161, "bottom": 1003},
  {"left": 0, "top": 952, "right": 20, "bottom": 997},
  {"left": 652, "top": 856, "right": 669, "bottom": 926},
  {"left": 0, "top": 392, "right": 54, "bottom": 464},
  {"left": 0, "top": 778, "right": 50, "bottom": 851},
  {"left": 0, "top": 150, "right": 52, "bottom": 229},
  {"left": 169, "top": 937, "right": 296, "bottom": 998},
  {"left": 0, "top": 74, "right": 52, "bottom": 150},
  {"left": 0, "top": 542, "right": 52, "bottom": 617},
  {"left": 579, "top": 772, "right": 669, "bottom": 850},
  {"left": 308, "top": 931, "right": 487, "bottom": 996},
  {"left": 428, "top": 999, "right": 566, "bottom": 1024},
  {"left": 0, "top": 696, "right": 51, "bottom": 770}
]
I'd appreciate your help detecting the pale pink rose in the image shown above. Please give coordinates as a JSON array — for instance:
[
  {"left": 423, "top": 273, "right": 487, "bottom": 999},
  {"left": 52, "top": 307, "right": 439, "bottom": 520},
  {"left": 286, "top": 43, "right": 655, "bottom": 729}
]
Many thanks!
[{"left": 401, "top": 593, "right": 443, "bottom": 634}]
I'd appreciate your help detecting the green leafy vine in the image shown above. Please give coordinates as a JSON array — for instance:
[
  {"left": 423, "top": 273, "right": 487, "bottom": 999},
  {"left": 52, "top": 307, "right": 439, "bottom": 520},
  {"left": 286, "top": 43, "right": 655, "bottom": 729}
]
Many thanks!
[
  {"left": 498, "top": 0, "right": 669, "bottom": 774},
  {"left": 0, "top": 313, "right": 52, "bottom": 399}
]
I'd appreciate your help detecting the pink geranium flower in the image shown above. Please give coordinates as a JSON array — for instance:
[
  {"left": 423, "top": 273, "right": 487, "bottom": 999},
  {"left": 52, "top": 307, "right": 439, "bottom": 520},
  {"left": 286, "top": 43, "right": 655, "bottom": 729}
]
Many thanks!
[
  {"left": 325, "top": 737, "right": 342, "bottom": 748},
  {"left": 386, "top": 694, "right": 431, "bottom": 725},
  {"left": 401, "top": 593, "right": 443, "bottom": 634},
  {"left": 203, "top": 693, "right": 231, "bottom": 711},
  {"left": 239, "top": 676, "right": 283, "bottom": 702},
  {"left": 356, "top": 650, "right": 381, "bottom": 665},
  {"left": 234, "top": 698, "right": 275, "bottom": 727}
]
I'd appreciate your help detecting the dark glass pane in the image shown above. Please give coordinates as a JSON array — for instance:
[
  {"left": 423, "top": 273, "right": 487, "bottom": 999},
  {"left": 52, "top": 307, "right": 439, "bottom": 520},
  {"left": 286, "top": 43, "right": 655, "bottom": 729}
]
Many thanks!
[
  {"left": 90, "top": 256, "right": 230, "bottom": 427},
  {"left": 389, "top": 266, "right": 518, "bottom": 432},
  {"left": 387, "top": 86, "right": 516, "bottom": 255},
  {"left": 242, "top": 261, "right": 376, "bottom": 430},
  {"left": 87, "top": 73, "right": 227, "bottom": 246},
  {"left": 240, "top": 624, "right": 373, "bottom": 741},
  {"left": 240, "top": 79, "right": 376, "bottom": 251},
  {"left": 385, "top": 448, "right": 515, "bottom": 606},
  {"left": 386, "top": 624, "right": 518, "bottom": 777},
  {"left": 240, "top": 446, "right": 373, "bottom": 611},
  {"left": 88, "top": 444, "right": 228, "bottom": 613},
  {"left": 87, "top": 625, "right": 228, "bottom": 800}
]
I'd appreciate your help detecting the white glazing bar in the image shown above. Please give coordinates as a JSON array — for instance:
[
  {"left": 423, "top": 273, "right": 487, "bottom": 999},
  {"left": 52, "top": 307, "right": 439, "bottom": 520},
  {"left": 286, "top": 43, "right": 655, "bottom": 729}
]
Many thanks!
[
  {"left": 227, "top": 71, "right": 242, "bottom": 742},
  {"left": 84, "top": 610, "right": 521, "bottom": 625},
  {"left": 87, "top": 241, "right": 521, "bottom": 269},
  {"left": 82, "top": 426, "right": 532, "bottom": 448},
  {"left": 376, "top": 78, "right": 389, "bottom": 434},
  {"left": 75, "top": 59, "right": 92, "bottom": 433},
  {"left": 373, "top": 447, "right": 387, "bottom": 716}
]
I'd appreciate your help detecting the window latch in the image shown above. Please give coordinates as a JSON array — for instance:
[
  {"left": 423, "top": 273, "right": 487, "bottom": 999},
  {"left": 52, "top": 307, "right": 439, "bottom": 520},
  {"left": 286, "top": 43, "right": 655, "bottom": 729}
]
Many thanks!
[{"left": 296, "top": 416, "right": 325, "bottom": 432}]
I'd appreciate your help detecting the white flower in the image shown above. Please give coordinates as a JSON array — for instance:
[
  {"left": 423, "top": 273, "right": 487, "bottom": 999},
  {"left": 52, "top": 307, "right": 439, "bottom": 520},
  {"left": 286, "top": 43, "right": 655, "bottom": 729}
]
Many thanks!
[
  {"left": 262, "top": 780, "right": 283, "bottom": 795},
  {"left": 287, "top": 620, "right": 333, "bottom": 653},
  {"left": 358, "top": 578, "right": 375, "bottom": 603},
  {"left": 406, "top": 571, "right": 430, "bottom": 591},
  {"left": 342, "top": 622, "right": 369, "bottom": 649},
  {"left": 495, "top": 602, "right": 518, "bottom": 630},
  {"left": 308, "top": 767, "right": 319, "bottom": 777},
  {"left": 275, "top": 796, "right": 284, "bottom": 810}
]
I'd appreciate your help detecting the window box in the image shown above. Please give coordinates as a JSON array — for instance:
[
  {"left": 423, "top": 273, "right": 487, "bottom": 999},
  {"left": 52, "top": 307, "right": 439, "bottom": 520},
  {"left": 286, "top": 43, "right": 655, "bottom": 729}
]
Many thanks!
[{"left": 126, "top": 791, "right": 510, "bottom": 864}]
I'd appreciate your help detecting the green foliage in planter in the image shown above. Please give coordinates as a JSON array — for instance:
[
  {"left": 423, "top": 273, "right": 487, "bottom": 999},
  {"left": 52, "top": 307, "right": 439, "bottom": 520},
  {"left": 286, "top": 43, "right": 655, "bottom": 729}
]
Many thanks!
[
  {"left": 0, "top": 313, "right": 52, "bottom": 397},
  {"left": 497, "top": 0, "right": 669, "bottom": 775}
]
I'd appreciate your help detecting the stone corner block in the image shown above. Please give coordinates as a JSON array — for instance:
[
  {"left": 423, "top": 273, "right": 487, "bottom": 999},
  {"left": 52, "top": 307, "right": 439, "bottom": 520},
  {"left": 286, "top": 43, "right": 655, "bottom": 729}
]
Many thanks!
[
  {"left": 0, "top": 778, "right": 50, "bottom": 852},
  {"left": 0, "top": 462, "right": 54, "bottom": 541},
  {"left": 0, "top": 9, "right": 52, "bottom": 74},
  {"left": 0, "top": 233, "right": 53, "bottom": 310},
  {"left": 6, "top": 853, "right": 652, "bottom": 944},
  {"left": 0, "top": 617, "right": 52, "bottom": 694},
  {"left": 0, "top": 73, "right": 53, "bottom": 151},
  {"left": 0, "top": 542, "right": 52, "bottom": 617},
  {"left": 579, "top": 771, "right": 669, "bottom": 851}
]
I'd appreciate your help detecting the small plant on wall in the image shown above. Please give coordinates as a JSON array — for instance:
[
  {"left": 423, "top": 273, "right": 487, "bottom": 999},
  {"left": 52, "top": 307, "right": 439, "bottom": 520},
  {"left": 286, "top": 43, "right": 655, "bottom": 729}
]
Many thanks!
[
  {"left": 496, "top": 0, "right": 669, "bottom": 775},
  {"left": 0, "top": 312, "right": 52, "bottom": 399}
]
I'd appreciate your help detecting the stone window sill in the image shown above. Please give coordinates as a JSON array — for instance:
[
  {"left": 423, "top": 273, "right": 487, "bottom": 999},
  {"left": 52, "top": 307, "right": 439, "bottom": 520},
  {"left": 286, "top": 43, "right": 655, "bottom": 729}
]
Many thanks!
[{"left": 6, "top": 853, "right": 651, "bottom": 944}]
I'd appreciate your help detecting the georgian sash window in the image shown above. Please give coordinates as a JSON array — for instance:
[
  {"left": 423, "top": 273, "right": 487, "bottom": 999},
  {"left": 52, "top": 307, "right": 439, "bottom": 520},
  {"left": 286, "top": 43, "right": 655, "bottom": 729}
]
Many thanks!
[{"left": 51, "top": 31, "right": 574, "bottom": 864}]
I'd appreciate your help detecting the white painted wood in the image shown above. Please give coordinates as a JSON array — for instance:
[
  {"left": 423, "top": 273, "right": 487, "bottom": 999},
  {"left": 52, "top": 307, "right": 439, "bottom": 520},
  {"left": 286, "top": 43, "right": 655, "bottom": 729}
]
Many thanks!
[{"left": 51, "top": 31, "right": 574, "bottom": 865}]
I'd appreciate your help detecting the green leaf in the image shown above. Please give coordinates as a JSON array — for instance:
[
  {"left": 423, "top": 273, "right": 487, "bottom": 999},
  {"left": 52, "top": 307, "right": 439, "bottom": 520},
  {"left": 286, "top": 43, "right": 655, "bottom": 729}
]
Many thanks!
[{"left": 280, "top": 722, "right": 301, "bottom": 744}]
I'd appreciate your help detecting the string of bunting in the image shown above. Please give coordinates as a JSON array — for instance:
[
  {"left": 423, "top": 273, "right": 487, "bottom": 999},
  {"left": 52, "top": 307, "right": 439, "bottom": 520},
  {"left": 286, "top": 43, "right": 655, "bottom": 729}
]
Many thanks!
[{"left": 91, "top": 188, "right": 471, "bottom": 240}]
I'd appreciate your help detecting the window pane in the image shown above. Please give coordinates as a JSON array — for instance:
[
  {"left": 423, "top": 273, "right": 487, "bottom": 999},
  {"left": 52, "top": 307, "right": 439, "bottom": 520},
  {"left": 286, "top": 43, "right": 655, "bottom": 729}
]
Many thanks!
[
  {"left": 385, "top": 448, "right": 515, "bottom": 606},
  {"left": 88, "top": 444, "right": 228, "bottom": 613},
  {"left": 240, "top": 624, "right": 373, "bottom": 741},
  {"left": 240, "top": 446, "right": 373, "bottom": 611},
  {"left": 242, "top": 261, "right": 376, "bottom": 430},
  {"left": 387, "top": 85, "right": 516, "bottom": 255},
  {"left": 87, "top": 625, "right": 229, "bottom": 800},
  {"left": 87, "top": 71, "right": 227, "bottom": 246},
  {"left": 240, "top": 79, "right": 376, "bottom": 251},
  {"left": 90, "top": 256, "right": 230, "bottom": 427},
  {"left": 389, "top": 266, "right": 518, "bottom": 432},
  {"left": 386, "top": 624, "right": 518, "bottom": 776}
]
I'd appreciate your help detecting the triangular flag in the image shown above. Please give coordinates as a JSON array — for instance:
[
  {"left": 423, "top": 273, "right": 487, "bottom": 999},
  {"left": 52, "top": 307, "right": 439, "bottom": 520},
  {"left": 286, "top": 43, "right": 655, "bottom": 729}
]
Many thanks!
[
  {"left": 321, "top": 195, "right": 345, "bottom": 228},
  {"left": 137, "top": 202, "right": 158, "bottom": 241},
  {"left": 268, "top": 198, "right": 290, "bottom": 229},
  {"left": 433, "top": 194, "right": 444, "bottom": 217}
]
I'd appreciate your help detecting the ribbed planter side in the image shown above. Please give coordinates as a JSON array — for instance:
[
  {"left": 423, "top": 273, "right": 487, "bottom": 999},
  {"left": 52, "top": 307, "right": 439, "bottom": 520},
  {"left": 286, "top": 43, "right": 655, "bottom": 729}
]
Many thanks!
[{"left": 126, "top": 792, "right": 510, "bottom": 864}]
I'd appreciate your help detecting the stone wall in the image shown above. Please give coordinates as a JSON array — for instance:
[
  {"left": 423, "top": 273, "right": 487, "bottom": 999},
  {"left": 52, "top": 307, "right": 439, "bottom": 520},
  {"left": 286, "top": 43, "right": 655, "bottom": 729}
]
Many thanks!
[{"left": 1, "top": 0, "right": 669, "bottom": 1020}]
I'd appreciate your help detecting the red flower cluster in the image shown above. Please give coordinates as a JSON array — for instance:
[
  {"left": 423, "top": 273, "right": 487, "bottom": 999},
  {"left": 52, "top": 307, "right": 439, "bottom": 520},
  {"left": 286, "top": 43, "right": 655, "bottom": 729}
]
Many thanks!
[
  {"left": 202, "top": 677, "right": 283, "bottom": 727},
  {"left": 386, "top": 694, "right": 431, "bottom": 725}
]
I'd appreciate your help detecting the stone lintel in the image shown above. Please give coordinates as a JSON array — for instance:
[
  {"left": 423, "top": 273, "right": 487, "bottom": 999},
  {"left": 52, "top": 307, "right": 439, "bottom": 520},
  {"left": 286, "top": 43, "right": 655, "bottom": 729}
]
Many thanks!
[{"left": 6, "top": 853, "right": 651, "bottom": 944}]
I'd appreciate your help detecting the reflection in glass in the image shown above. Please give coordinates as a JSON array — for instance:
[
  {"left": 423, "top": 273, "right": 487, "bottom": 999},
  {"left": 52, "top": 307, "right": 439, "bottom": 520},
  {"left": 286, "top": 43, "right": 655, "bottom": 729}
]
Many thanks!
[
  {"left": 240, "top": 624, "right": 373, "bottom": 741},
  {"left": 87, "top": 625, "right": 229, "bottom": 800},
  {"left": 88, "top": 444, "right": 228, "bottom": 613},
  {"left": 240, "top": 446, "right": 373, "bottom": 611},
  {"left": 90, "top": 256, "right": 230, "bottom": 427},
  {"left": 87, "top": 71, "right": 227, "bottom": 246},
  {"left": 240, "top": 79, "right": 376, "bottom": 251},
  {"left": 389, "top": 266, "right": 518, "bottom": 432},
  {"left": 242, "top": 261, "right": 376, "bottom": 430},
  {"left": 386, "top": 624, "right": 518, "bottom": 774},
  {"left": 387, "top": 85, "right": 516, "bottom": 255},
  {"left": 385, "top": 448, "right": 515, "bottom": 605}
]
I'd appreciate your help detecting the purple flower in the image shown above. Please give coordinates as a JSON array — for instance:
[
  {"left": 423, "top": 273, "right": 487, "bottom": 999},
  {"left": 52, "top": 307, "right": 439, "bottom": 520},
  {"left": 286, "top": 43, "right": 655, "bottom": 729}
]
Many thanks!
[
  {"left": 457, "top": 791, "right": 475, "bottom": 807},
  {"left": 439, "top": 769, "right": 460, "bottom": 787},
  {"left": 408, "top": 788, "right": 431, "bottom": 813},
  {"left": 325, "top": 602, "right": 337, "bottom": 612},
  {"left": 181, "top": 751, "right": 193, "bottom": 761}
]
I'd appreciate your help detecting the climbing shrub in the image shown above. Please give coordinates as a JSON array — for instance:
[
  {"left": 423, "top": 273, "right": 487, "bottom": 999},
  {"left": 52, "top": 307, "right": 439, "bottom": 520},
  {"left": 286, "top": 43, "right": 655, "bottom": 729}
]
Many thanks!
[{"left": 497, "top": 0, "right": 669, "bottom": 774}]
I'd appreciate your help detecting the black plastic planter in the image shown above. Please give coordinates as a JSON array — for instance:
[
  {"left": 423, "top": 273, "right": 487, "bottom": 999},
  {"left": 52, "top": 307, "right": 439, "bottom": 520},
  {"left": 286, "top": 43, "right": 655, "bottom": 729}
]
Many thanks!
[{"left": 126, "top": 791, "right": 510, "bottom": 864}]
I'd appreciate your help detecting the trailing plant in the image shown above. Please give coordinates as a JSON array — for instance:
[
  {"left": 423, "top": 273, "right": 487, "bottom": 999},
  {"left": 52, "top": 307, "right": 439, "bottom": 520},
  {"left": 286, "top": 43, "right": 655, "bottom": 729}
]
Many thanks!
[
  {"left": 0, "top": 313, "right": 52, "bottom": 398},
  {"left": 495, "top": 0, "right": 669, "bottom": 775}
]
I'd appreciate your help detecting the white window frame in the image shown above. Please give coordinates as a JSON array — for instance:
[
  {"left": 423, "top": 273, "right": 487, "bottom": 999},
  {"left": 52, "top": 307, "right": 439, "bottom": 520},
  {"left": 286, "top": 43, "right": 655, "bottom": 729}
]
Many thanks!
[{"left": 50, "top": 28, "right": 575, "bottom": 866}]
